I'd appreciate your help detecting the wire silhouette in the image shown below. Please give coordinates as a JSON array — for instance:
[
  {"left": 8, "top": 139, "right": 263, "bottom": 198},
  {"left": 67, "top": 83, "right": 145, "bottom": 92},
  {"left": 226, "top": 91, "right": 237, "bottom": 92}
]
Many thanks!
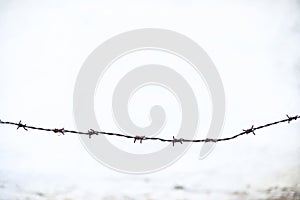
[{"left": 0, "top": 114, "right": 299, "bottom": 146}]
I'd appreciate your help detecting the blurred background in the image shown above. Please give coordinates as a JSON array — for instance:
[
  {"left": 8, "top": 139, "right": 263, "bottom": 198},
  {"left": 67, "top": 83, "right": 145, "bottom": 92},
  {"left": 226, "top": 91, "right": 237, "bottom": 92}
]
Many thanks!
[{"left": 0, "top": 0, "right": 300, "bottom": 199}]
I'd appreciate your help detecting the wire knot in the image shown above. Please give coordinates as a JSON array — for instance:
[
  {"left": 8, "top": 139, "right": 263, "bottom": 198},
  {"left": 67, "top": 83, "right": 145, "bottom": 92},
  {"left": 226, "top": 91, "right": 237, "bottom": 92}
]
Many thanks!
[
  {"left": 53, "top": 128, "right": 65, "bottom": 135},
  {"left": 205, "top": 138, "right": 217, "bottom": 143},
  {"left": 88, "top": 129, "right": 98, "bottom": 139},
  {"left": 286, "top": 114, "right": 298, "bottom": 123},
  {"left": 172, "top": 136, "right": 184, "bottom": 146},
  {"left": 134, "top": 135, "right": 145, "bottom": 144},
  {"left": 243, "top": 125, "right": 255, "bottom": 135},
  {"left": 17, "top": 120, "right": 28, "bottom": 131}
]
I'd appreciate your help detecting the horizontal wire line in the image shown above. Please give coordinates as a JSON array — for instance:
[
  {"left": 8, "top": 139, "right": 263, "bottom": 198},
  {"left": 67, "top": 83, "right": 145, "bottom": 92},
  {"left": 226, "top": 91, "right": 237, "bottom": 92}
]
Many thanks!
[{"left": 0, "top": 114, "right": 299, "bottom": 145}]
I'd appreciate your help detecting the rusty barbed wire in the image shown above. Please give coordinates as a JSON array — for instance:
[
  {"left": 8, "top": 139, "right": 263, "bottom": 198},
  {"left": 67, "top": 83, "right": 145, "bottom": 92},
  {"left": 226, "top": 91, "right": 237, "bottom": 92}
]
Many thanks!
[{"left": 0, "top": 114, "right": 299, "bottom": 146}]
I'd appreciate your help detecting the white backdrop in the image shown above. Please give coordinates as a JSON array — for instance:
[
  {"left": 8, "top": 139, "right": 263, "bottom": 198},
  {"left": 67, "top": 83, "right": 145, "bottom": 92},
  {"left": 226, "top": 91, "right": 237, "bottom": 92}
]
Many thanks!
[{"left": 0, "top": 0, "right": 300, "bottom": 199}]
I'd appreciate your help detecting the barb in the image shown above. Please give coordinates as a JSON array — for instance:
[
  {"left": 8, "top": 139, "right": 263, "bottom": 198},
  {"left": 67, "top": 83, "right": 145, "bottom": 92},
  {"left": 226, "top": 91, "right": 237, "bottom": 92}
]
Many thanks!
[
  {"left": 0, "top": 114, "right": 299, "bottom": 144},
  {"left": 286, "top": 114, "right": 298, "bottom": 123},
  {"left": 243, "top": 125, "right": 255, "bottom": 135},
  {"left": 134, "top": 136, "right": 145, "bottom": 144},
  {"left": 172, "top": 136, "right": 184, "bottom": 146},
  {"left": 52, "top": 128, "right": 65, "bottom": 135},
  {"left": 88, "top": 129, "right": 98, "bottom": 139},
  {"left": 17, "top": 120, "right": 28, "bottom": 131}
]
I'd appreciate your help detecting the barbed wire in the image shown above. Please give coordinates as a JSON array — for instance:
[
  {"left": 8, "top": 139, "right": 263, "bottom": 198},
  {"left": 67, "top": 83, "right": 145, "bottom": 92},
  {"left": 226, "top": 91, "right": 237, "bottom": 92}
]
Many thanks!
[{"left": 0, "top": 114, "right": 299, "bottom": 146}]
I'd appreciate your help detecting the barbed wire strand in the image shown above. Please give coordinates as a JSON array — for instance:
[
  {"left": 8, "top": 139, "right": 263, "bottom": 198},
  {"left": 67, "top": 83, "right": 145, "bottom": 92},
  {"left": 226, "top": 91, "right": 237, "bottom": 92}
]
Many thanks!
[{"left": 0, "top": 114, "right": 299, "bottom": 146}]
